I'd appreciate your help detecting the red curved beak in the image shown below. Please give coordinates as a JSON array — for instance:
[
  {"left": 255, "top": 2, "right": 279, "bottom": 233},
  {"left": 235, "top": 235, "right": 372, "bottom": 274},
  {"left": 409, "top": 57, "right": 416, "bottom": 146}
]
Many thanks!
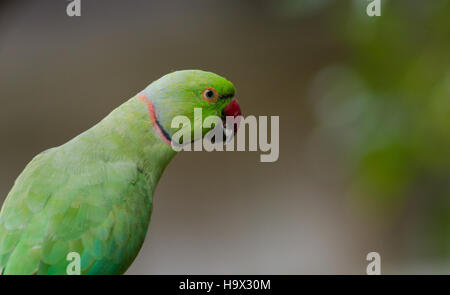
[
  {"left": 223, "top": 98, "right": 241, "bottom": 117},
  {"left": 222, "top": 98, "right": 242, "bottom": 133}
]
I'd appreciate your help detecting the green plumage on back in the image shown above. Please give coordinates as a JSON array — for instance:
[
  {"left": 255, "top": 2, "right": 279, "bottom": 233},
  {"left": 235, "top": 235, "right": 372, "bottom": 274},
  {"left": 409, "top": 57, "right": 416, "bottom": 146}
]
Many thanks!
[{"left": 0, "top": 70, "right": 237, "bottom": 274}]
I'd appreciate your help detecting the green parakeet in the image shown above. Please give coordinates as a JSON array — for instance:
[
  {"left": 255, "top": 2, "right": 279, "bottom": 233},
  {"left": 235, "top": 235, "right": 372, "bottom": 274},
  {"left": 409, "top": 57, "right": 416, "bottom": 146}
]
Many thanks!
[{"left": 0, "top": 70, "right": 241, "bottom": 275}]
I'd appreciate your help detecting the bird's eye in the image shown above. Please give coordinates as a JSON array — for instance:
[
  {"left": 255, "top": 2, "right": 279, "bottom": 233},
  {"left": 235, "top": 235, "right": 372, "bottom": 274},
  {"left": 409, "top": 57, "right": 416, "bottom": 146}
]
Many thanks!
[{"left": 202, "top": 88, "right": 218, "bottom": 102}]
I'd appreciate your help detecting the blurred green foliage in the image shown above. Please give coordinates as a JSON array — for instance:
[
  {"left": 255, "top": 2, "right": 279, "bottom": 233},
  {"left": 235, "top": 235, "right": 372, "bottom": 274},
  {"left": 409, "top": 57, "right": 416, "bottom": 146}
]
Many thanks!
[
  {"left": 295, "top": 0, "right": 450, "bottom": 258},
  {"left": 341, "top": 0, "right": 450, "bottom": 206}
]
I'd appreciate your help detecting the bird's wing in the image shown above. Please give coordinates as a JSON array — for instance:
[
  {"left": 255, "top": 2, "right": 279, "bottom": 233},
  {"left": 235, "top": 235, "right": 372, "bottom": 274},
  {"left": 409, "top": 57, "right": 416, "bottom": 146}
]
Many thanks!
[{"left": 0, "top": 150, "right": 152, "bottom": 274}]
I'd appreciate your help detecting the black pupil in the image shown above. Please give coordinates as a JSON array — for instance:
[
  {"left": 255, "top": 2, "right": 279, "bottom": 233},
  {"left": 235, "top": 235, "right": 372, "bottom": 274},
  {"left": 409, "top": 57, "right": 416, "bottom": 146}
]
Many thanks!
[{"left": 206, "top": 90, "right": 214, "bottom": 98}]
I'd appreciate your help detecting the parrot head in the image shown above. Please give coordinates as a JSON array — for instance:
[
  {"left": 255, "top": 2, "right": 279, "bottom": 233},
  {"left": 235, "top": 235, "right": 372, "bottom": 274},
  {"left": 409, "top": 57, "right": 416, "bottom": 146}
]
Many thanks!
[{"left": 139, "top": 70, "right": 241, "bottom": 145}]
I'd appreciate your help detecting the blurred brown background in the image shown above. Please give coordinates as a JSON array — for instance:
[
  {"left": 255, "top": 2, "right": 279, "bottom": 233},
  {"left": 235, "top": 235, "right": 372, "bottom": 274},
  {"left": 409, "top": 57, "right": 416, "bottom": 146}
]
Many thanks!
[{"left": 1, "top": 0, "right": 449, "bottom": 274}]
